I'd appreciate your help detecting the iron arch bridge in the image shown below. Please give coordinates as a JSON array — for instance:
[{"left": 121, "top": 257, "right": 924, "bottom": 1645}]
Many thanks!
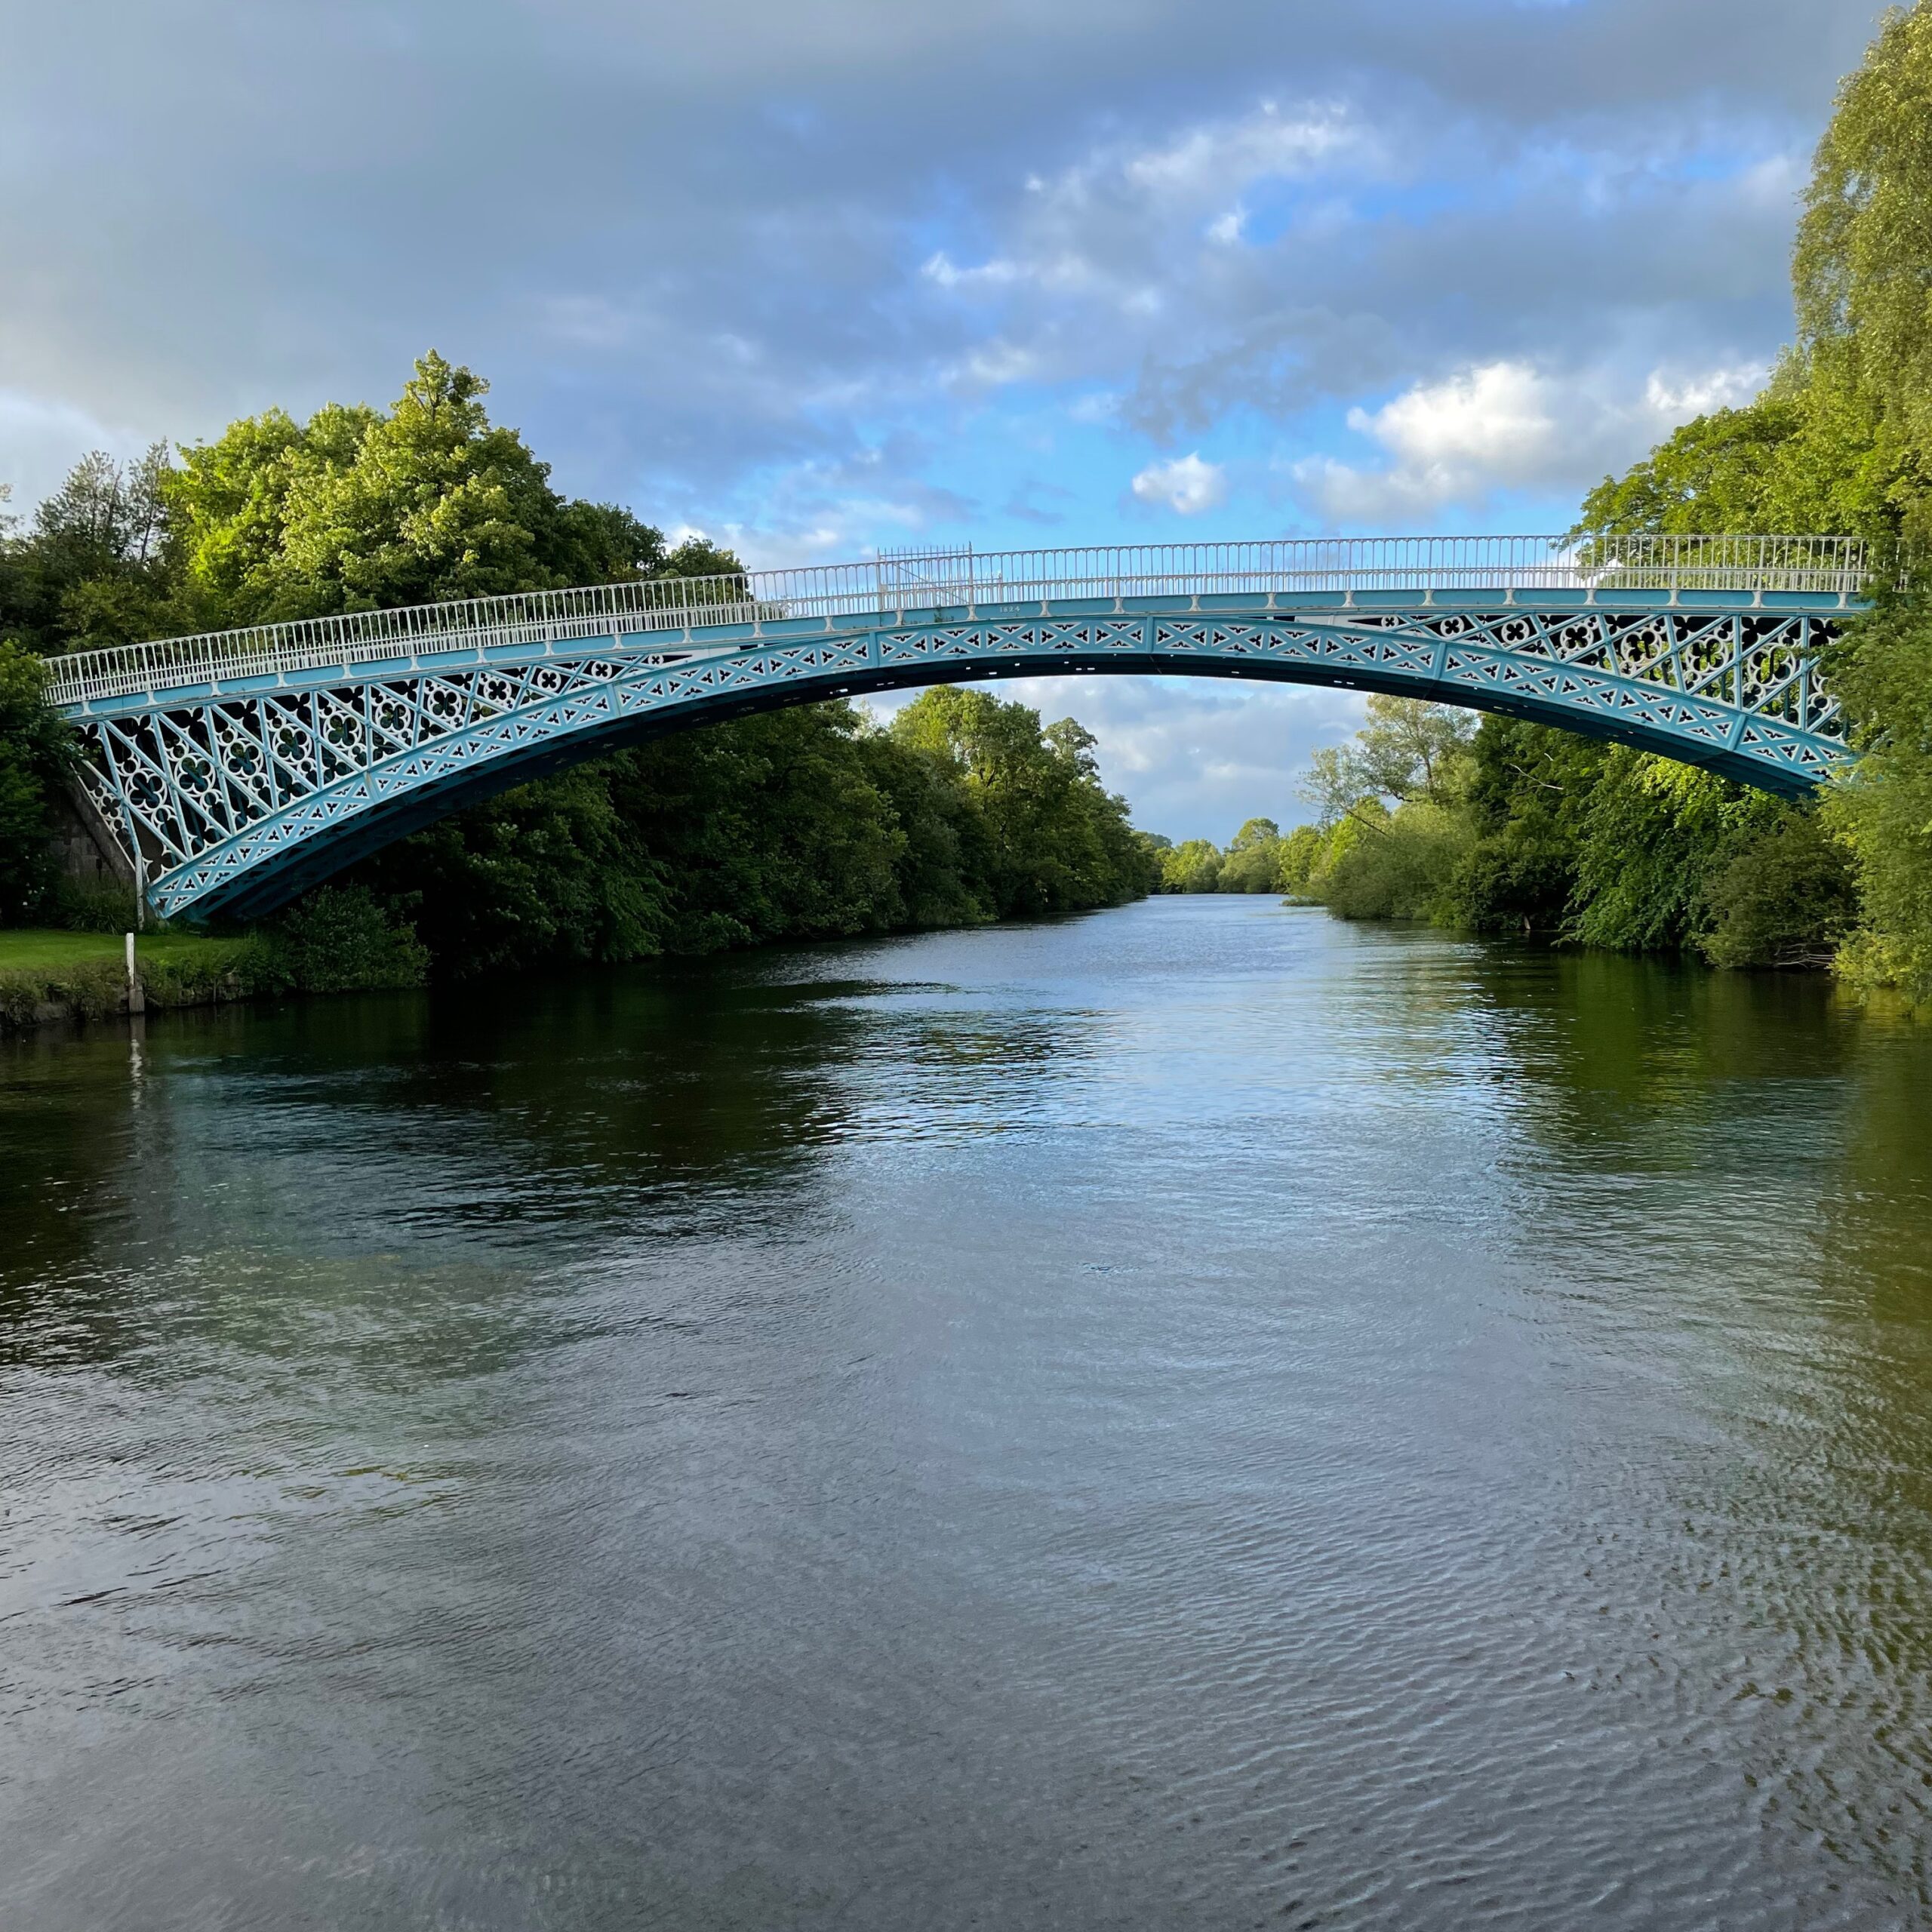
[{"left": 43, "top": 534, "right": 1871, "bottom": 924}]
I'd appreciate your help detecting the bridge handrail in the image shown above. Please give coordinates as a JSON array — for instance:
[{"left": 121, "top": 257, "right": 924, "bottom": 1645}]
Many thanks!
[{"left": 38, "top": 533, "right": 1873, "bottom": 709}]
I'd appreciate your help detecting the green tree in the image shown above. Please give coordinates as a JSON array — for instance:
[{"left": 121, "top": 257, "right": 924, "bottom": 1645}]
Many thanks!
[
  {"left": 890, "top": 688, "right": 1147, "bottom": 915},
  {"left": 0, "top": 447, "right": 180, "bottom": 653},
  {"left": 1441, "top": 718, "right": 1604, "bottom": 936},
  {"left": 1821, "top": 595, "right": 1932, "bottom": 1000},
  {"left": 166, "top": 352, "right": 718, "bottom": 626},
  {"left": 1700, "top": 809, "right": 1857, "bottom": 970},
  {"left": 1317, "top": 801, "right": 1469, "bottom": 923},
  {"left": 1794, "top": 2, "right": 1932, "bottom": 548},
  {"left": 607, "top": 706, "right": 909, "bottom": 953},
  {"left": 1158, "top": 839, "right": 1224, "bottom": 894},
  {"left": 0, "top": 641, "right": 77, "bottom": 921},
  {"left": 1218, "top": 817, "right": 1284, "bottom": 892},
  {"left": 1563, "top": 753, "right": 1783, "bottom": 953},
  {"left": 1277, "top": 823, "right": 1324, "bottom": 894},
  {"left": 1301, "top": 697, "right": 1475, "bottom": 832}
]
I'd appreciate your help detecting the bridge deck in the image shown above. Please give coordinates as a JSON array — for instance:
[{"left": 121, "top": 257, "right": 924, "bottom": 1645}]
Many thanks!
[{"left": 42, "top": 534, "right": 1872, "bottom": 714}]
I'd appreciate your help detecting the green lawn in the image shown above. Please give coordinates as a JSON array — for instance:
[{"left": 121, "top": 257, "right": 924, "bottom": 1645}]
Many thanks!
[{"left": 0, "top": 928, "right": 238, "bottom": 971}]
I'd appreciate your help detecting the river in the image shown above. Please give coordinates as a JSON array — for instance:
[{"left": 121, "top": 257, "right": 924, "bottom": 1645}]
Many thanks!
[{"left": 3, "top": 896, "right": 1930, "bottom": 1930}]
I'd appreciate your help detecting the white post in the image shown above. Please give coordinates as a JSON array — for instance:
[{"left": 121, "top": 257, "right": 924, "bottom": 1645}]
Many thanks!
[{"left": 125, "top": 931, "right": 146, "bottom": 1017}]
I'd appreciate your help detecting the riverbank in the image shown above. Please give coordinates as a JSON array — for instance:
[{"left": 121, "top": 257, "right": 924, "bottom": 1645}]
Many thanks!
[{"left": 0, "top": 928, "right": 276, "bottom": 1033}]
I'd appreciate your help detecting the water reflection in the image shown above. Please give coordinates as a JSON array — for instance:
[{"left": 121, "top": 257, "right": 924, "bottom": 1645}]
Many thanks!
[{"left": 2, "top": 899, "right": 1930, "bottom": 1930}]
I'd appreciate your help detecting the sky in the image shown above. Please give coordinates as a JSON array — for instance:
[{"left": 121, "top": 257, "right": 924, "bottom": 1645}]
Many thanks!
[{"left": 0, "top": 0, "right": 1888, "bottom": 838}]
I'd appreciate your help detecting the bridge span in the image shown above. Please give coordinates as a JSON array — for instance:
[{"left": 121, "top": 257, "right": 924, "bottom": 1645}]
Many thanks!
[{"left": 39, "top": 534, "right": 1872, "bottom": 924}]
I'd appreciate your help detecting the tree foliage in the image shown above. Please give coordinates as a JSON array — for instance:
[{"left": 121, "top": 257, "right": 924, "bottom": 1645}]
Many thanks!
[
  {"left": 887, "top": 689, "right": 1154, "bottom": 918},
  {"left": 1284, "top": 704, "right": 1844, "bottom": 968},
  {"left": 1218, "top": 819, "right": 1286, "bottom": 893},
  {"left": 1300, "top": 697, "right": 1475, "bottom": 829},
  {"left": 166, "top": 353, "right": 728, "bottom": 626},
  {"left": 1158, "top": 839, "right": 1226, "bottom": 894},
  {"left": 0, "top": 447, "right": 180, "bottom": 652},
  {"left": 0, "top": 641, "right": 75, "bottom": 923}
]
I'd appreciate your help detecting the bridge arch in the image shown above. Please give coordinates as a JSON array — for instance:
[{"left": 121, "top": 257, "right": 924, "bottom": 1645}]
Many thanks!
[{"left": 43, "top": 536, "right": 1868, "bottom": 923}]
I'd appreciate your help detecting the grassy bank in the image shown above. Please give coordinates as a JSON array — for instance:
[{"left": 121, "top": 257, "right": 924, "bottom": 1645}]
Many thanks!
[{"left": 0, "top": 927, "right": 278, "bottom": 1032}]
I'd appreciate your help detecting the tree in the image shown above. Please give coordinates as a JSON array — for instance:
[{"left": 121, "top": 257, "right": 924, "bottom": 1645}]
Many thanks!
[
  {"left": 1820, "top": 594, "right": 1932, "bottom": 1000},
  {"left": 1562, "top": 753, "right": 1783, "bottom": 954},
  {"left": 0, "top": 641, "right": 75, "bottom": 921},
  {"left": 889, "top": 688, "right": 1148, "bottom": 916},
  {"left": 165, "top": 352, "right": 711, "bottom": 627},
  {"left": 1795, "top": 2, "right": 1932, "bottom": 546},
  {"left": 1300, "top": 697, "right": 1474, "bottom": 832},
  {"left": 1440, "top": 719, "right": 1603, "bottom": 936},
  {"left": 0, "top": 446, "right": 181, "bottom": 653},
  {"left": 1219, "top": 817, "right": 1284, "bottom": 892},
  {"left": 1700, "top": 810, "right": 1857, "bottom": 970},
  {"left": 1158, "top": 839, "right": 1224, "bottom": 894},
  {"left": 1277, "top": 824, "right": 1324, "bottom": 894}
]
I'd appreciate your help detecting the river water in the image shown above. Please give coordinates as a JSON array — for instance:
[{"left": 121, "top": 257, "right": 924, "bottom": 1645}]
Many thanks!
[{"left": 3, "top": 896, "right": 1931, "bottom": 1930}]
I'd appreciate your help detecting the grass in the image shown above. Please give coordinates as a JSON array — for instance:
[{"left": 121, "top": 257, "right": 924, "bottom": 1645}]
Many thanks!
[
  {"left": 0, "top": 925, "right": 275, "bottom": 1029},
  {"left": 0, "top": 928, "right": 235, "bottom": 970}
]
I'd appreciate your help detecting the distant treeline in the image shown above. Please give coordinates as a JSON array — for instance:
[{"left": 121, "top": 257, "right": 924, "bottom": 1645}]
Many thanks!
[
  {"left": 0, "top": 356, "right": 1155, "bottom": 983},
  {"left": 1231, "top": 696, "right": 1854, "bottom": 974},
  {"left": 1145, "top": 823, "right": 1301, "bottom": 896}
]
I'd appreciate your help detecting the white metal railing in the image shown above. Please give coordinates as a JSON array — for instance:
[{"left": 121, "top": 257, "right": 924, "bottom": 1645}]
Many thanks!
[{"left": 38, "top": 533, "right": 1873, "bottom": 709}]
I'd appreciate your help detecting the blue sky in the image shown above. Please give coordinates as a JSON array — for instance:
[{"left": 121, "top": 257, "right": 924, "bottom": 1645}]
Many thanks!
[{"left": 0, "top": 0, "right": 1887, "bottom": 837}]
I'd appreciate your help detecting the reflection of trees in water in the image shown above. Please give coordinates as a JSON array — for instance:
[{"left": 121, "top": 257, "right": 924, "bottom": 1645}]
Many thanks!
[
  {"left": 1460, "top": 946, "right": 1932, "bottom": 1912},
  {"left": 0, "top": 956, "right": 1097, "bottom": 1377},
  {"left": 1468, "top": 946, "right": 1863, "bottom": 1162},
  {"left": 0, "top": 1024, "right": 164, "bottom": 1367}
]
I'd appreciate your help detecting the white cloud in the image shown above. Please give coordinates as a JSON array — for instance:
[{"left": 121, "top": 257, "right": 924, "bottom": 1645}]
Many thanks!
[
  {"left": 1644, "top": 362, "right": 1765, "bottom": 417},
  {"left": 1131, "top": 451, "right": 1228, "bottom": 515},
  {"left": 948, "top": 340, "right": 1045, "bottom": 389},
  {"left": 1121, "top": 100, "right": 1367, "bottom": 202},
  {"left": 1358, "top": 360, "right": 1558, "bottom": 479},
  {"left": 1294, "top": 355, "right": 1773, "bottom": 523},
  {"left": 921, "top": 251, "right": 1023, "bottom": 291}
]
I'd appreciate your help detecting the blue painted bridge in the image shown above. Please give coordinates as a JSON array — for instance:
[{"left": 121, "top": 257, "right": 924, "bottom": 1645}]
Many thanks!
[{"left": 42, "top": 535, "right": 1871, "bottom": 923}]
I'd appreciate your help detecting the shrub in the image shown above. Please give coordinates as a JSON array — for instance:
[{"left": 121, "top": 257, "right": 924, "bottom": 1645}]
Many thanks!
[
  {"left": 1318, "top": 804, "right": 1471, "bottom": 922},
  {"left": 1699, "top": 810, "right": 1858, "bottom": 969},
  {"left": 256, "top": 886, "right": 430, "bottom": 992}
]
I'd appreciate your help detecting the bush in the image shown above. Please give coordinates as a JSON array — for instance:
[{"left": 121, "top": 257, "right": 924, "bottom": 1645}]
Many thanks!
[
  {"left": 256, "top": 886, "right": 430, "bottom": 992},
  {"left": 1699, "top": 809, "right": 1857, "bottom": 969},
  {"left": 48, "top": 875, "right": 143, "bottom": 933},
  {"left": 1318, "top": 804, "right": 1471, "bottom": 921}
]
